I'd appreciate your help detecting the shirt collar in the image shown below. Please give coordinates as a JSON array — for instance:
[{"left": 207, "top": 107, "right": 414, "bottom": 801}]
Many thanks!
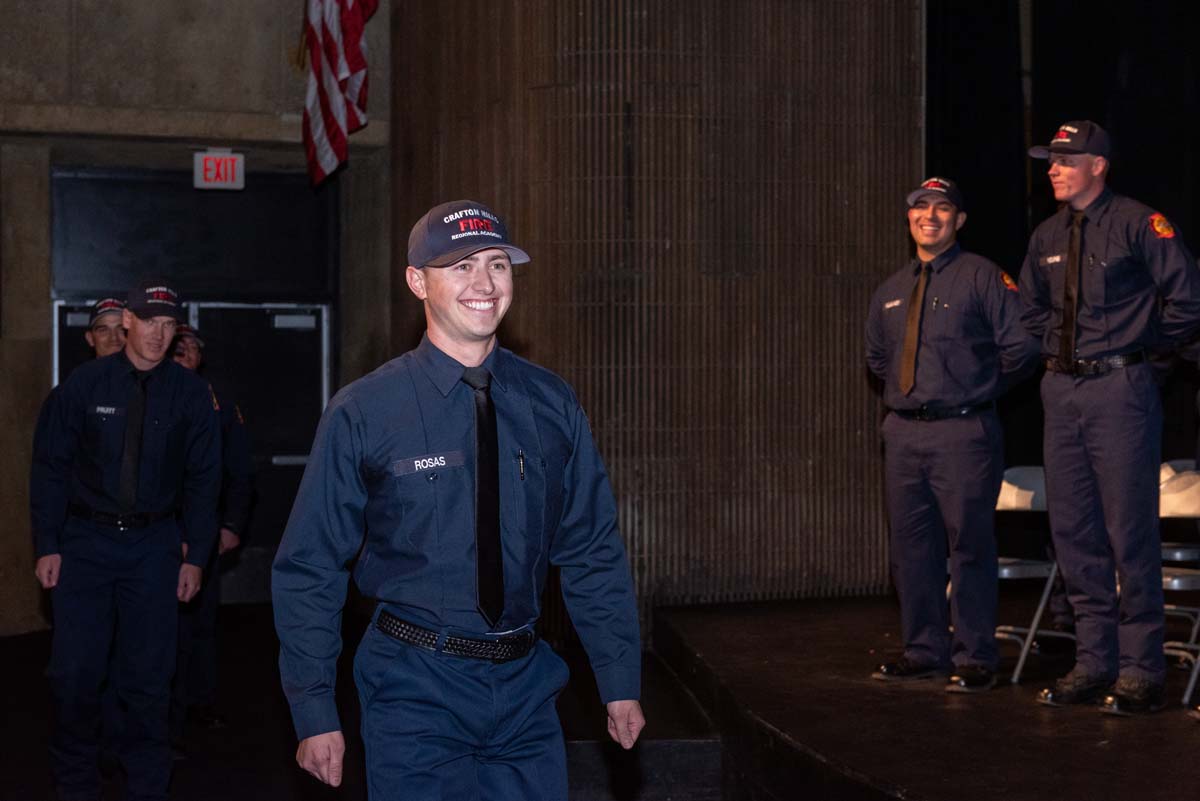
[
  {"left": 414, "top": 333, "right": 511, "bottom": 397},
  {"left": 1061, "top": 187, "right": 1113, "bottom": 227},
  {"left": 116, "top": 349, "right": 170, "bottom": 379},
  {"left": 911, "top": 242, "right": 961, "bottom": 275}
]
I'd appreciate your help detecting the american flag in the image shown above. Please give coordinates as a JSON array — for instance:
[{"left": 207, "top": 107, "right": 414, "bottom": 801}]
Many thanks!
[{"left": 303, "top": 0, "right": 380, "bottom": 185}]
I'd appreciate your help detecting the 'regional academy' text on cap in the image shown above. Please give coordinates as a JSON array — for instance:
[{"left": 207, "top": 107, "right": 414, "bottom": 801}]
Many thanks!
[{"left": 407, "top": 200, "right": 531, "bottom": 268}]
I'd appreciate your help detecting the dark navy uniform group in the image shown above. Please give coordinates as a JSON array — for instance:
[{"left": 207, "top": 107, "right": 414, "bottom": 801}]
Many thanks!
[
  {"left": 32, "top": 282, "right": 220, "bottom": 801},
  {"left": 272, "top": 200, "right": 644, "bottom": 799},
  {"left": 867, "top": 120, "right": 1200, "bottom": 715},
  {"left": 36, "top": 116, "right": 1200, "bottom": 801}
]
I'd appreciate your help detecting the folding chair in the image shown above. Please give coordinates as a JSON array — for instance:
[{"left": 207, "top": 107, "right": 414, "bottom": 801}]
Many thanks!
[
  {"left": 1158, "top": 465, "right": 1200, "bottom": 705},
  {"left": 992, "top": 466, "right": 1073, "bottom": 684}
]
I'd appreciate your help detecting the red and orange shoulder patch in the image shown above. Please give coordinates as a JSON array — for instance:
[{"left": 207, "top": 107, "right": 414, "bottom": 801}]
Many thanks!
[
  {"left": 1150, "top": 213, "right": 1176, "bottom": 239},
  {"left": 1000, "top": 271, "right": 1019, "bottom": 292}
]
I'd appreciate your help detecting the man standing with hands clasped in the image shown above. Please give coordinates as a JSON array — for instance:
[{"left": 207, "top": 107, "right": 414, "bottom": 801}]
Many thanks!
[
  {"left": 31, "top": 278, "right": 221, "bottom": 801},
  {"left": 1021, "top": 121, "right": 1200, "bottom": 715},
  {"left": 866, "top": 178, "right": 1039, "bottom": 693},
  {"left": 272, "top": 200, "right": 645, "bottom": 799}
]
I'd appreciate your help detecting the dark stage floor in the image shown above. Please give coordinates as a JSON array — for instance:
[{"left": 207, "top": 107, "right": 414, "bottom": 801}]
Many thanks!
[
  {"left": 655, "top": 591, "right": 1200, "bottom": 801},
  {"left": 1, "top": 604, "right": 713, "bottom": 801}
]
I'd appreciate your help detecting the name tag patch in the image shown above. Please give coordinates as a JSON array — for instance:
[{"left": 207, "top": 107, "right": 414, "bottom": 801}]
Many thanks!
[
  {"left": 1039, "top": 254, "right": 1063, "bottom": 266},
  {"left": 91, "top": 405, "right": 124, "bottom": 416},
  {"left": 883, "top": 299, "right": 902, "bottom": 310},
  {"left": 393, "top": 450, "right": 466, "bottom": 476}
]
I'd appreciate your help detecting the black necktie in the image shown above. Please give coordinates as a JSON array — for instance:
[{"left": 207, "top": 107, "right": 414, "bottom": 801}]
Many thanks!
[
  {"left": 898, "top": 261, "right": 931, "bottom": 396},
  {"left": 462, "top": 366, "right": 504, "bottom": 628},
  {"left": 118, "top": 371, "right": 150, "bottom": 511},
  {"left": 1059, "top": 210, "right": 1086, "bottom": 366}
]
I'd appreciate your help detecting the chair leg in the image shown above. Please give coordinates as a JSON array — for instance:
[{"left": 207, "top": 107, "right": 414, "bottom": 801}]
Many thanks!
[
  {"left": 1011, "top": 563, "right": 1058, "bottom": 685},
  {"left": 1184, "top": 653, "right": 1200, "bottom": 707}
]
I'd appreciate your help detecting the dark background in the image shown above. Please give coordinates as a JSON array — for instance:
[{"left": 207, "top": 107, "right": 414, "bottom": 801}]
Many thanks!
[{"left": 928, "top": 0, "right": 1200, "bottom": 472}]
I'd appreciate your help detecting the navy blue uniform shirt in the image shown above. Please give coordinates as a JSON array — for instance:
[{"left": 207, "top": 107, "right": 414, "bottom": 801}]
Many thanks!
[
  {"left": 1019, "top": 188, "right": 1200, "bottom": 358},
  {"left": 30, "top": 351, "right": 222, "bottom": 564},
  {"left": 272, "top": 335, "right": 641, "bottom": 740},
  {"left": 866, "top": 243, "right": 1039, "bottom": 408},
  {"left": 210, "top": 380, "right": 254, "bottom": 536}
]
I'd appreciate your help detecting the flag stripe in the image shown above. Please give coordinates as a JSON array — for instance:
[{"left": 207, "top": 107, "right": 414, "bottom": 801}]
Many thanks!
[{"left": 303, "top": 0, "right": 379, "bottom": 185}]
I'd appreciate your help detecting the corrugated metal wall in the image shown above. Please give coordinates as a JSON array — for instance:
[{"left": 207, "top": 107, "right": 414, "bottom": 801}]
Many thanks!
[{"left": 392, "top": 1, "right": 923, "bottom": 611}]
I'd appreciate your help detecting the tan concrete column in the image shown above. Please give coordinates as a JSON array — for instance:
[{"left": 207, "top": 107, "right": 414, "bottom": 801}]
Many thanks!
[{"left": 0, "top": 142, "right": 53, "bottom": 634}]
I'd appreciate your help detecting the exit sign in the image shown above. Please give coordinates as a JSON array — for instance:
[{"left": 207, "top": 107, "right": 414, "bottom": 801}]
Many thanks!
[{"left": 193, "top": 149, "right": 245, "bottom": 190}]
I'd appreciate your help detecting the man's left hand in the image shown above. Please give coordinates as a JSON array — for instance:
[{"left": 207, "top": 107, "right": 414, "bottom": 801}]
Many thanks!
[
  {"left": 178, "top": 563, "right": 203, "bottom": 602},
  {"left": 605, "top": 699, "right": 645, "bottom": 750},
  {"left": 218, "top": 527, "right": 241, "bottom": 555}
]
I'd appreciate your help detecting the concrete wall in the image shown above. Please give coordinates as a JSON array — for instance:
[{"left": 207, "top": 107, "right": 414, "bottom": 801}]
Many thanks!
[{"left": 0, "top": 0, "right": 393, "bottom": 634}]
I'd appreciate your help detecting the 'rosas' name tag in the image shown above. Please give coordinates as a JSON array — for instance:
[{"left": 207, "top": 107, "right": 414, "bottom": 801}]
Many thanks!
[{"left": 393, "top": 450, "right": 465, "bottom": 476}]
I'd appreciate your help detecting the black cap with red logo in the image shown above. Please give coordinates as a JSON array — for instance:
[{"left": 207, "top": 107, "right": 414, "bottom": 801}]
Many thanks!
[
  {"left": 174, "top": 324, "right": 205, "bottom": 348},
  {"left": 407, "top": 200, "right": 531, "bottom": 268},
  {"left": 1029, "top": 120, "right": 1112, "bottom": 159},
  {"left": 905, "top": 177, "right": 966, "bottom": 211},
  {"left": 89, "top": 297, "right": 125, "bottom": 327},
  {"left": 126, "top": 277, "right": 186, "bottom": 322}
]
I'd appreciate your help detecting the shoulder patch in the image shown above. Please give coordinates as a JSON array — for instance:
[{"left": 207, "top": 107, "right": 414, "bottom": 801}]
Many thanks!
[
  {"left": 1150, "top": 213, "right": 1176, "bottom": 239},
  {"left": 208, "top": 383, "right": 221, "bottom": 411},
  {"left": 1000, "top": 271, "right": 1018, "bottom": 292}
]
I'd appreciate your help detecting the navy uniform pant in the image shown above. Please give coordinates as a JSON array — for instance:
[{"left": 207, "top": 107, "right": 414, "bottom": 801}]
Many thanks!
[
  {"left": 354, "top": 611, "right": 570, "bottom": 801},
  {"left": 1041, "top": 363, "right": 1164, "bottom": 682},
  {"left": 48, "top": 518, "right": 180, "bottom": 801},
  {"left": 172, "top": 547, "right": 221, "bottom": 739},
  {"left": 882, "top": 411, "right": 1004, "bottom": 669}
]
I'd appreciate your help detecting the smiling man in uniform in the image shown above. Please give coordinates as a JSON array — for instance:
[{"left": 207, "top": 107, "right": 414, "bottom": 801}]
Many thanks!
[
  {"left": 867, "top": 177, "right": 1039, "bottom": 693},
  {"left": 272, "top": 200, "right": 645, "bottom": 800}
]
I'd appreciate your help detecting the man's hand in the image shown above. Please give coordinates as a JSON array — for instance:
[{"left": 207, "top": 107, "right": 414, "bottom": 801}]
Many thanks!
[
  {"left": 178, "top": 563, "right": 203, "bottom": 602},
  {"left": 35, "top": 554, "right": 62, "bottom": 589},
  {"left": 218, "top": 527, "right": 241, "bottom": 555},
  {"left": 297, "top": 731, "right": 346, "bottom": 786},
  {"left": 605, "top": 699, "right": 645, "bottom": 750}
]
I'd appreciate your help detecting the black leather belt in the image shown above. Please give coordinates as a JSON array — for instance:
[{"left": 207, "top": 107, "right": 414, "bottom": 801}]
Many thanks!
[
  {"left": 376, "top": 611, "right": 535, "bottom": 663},
  {"left": 891, "top": 402, "right": 994, "bottom": 422},
  {"left": 68, "top": 503, "right": 177, "bottom": 530},
  {"left": 1044, "top": 350, "right": 1145, "bottom": 377}
]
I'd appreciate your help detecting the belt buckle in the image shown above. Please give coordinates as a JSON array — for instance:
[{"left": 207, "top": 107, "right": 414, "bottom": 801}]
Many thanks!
[{"left": 913, "top": 406, "right": 933, "bottom": 422}]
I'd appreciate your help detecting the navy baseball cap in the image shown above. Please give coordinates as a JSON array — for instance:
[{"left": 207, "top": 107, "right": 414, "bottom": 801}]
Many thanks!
[
  {"left": 906, "top": 177, "right": 965, "bottom": 211},
  {"left": 174, "top": 324, "right": 205, "bottom": 348},
  {"left": 1029, "top": 120, "right": 1112, "bottom": 159},
  {"left": 407, "top": 200, "right": 531, "bottom": 268},
  {"left": 126, "top": 277, "right": 185, "bottom": 322},
  {"left": 89, "top": 297, "right": 125, "bottom": 326}
]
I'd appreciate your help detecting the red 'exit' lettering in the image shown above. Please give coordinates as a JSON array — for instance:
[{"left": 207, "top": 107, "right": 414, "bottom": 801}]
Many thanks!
[{"left": 202, "top": 156, "right": 238, "bottom": 184}]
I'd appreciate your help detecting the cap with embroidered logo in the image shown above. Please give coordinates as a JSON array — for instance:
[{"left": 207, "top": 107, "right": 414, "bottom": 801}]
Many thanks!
[
  {"left": 89, "top": 297, "right": 125, "bottom": 327},
  {"left": 126, "top": 277, "right": 185, "bottom": 322},
  {"left": 407, "top": 200, "right": 530, "bottom": 268},
  {"left": 174, "top": 324, "right": 205, "bottom": 348},
  {"left": 905, "top": 177, "right": 966, "bottom": 211},
  {"left": 1029, "top": 120, "right": 1112, "bottom": 159}
]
